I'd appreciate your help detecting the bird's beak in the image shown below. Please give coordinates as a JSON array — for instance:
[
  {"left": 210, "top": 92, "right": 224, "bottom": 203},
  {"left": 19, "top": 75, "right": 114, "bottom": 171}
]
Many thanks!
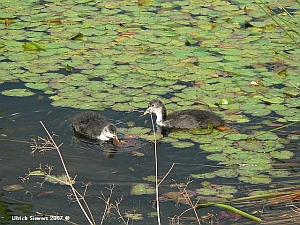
[
  {"left": 143, "top": 108, "right": 151, "bottom": 115},
  {"left": 114, "top": 134, "right": 119, "bottom": 142}
]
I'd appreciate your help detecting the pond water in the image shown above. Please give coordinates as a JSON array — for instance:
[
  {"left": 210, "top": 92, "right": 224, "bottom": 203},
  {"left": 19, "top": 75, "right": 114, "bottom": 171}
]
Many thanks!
[
  {"left": 0, "top": 82, "right": 222, "bottom": 224},
  {"left": 1, "top": 81, "right": 299, "bottom": 225}
]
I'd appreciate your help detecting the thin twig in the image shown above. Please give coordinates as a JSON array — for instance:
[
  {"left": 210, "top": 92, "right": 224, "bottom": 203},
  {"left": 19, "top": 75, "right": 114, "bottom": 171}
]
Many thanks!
[
  {"left": 157, "top": 162, "right": 176, "bottom": 187},
  {"left": 288, "top": 81, "right": 300, "bottom": 90},
  {"left": 39, "top": 121, "right": 95, "bottom": 225},
  {"left": 149, "top": 114, "right": 161, "bottom": 225},
  {"left": 115, "top": 197, "right": 129, "bottom": 225},
  {"left": 99, "top": 185, "right": 128, "bottom": 225},
  {"left": 99, "top": 186, "right": 114, "bottom": 225},
  {"left": 174, "top": 179, "right": 202, "bottom": 225}
]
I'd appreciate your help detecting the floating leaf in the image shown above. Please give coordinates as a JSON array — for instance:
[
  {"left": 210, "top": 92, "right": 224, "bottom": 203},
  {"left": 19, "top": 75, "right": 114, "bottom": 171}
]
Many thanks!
[
  {"left": 163, "top": 191, "right": 192, "bottom": 204},
  {"left": 45, "top": 175, "right": 59, "bottom": 184},
  {"left": 118, "top": 127, "right": 151, "bottom": 135},
  {"left": 125, "top": 212, "right": 143, "bottom": 220},
  {"left": 131, "top": 183, "right": 155, "bottom": 195},
  {"left": 196, "top": 188, "right": 218, "bottom": 196},
  {"left": 253, "top": 131, "right": 278, "bottom": 141},
  {"left": 262, "top": 96, "right": 284, "bottom": 104},
  {"left": 270, "top": 150, "right": 293, "bottom": 159},
  {"left": 225, "top": 134, "right": 249, "bottom": 141},
  {"left": 237, "top": 140, "right": 263, "bottom": 151},
  {"left": 43, "top": 18, "right": 62, "bottom": 24},
  {"left": 171, "top": 141, "right": 194, "bottom": 148},
  {"left": 139, "top": 63, "right": 166, "bottom": 71},
  {"left": 191, "top": 172, "right": 216, "bottom": 179},
  {"left": 219, "top": 210, "right": 242, "bottom": 220},
  {"left": 147, "top": 37, "right": 171, "bottom": 44},
  {"left": 127, "top": 121, "right": 135, "bottom": 127},
  {"left": 215, "top": 169, "right": 238, "bottom": 178},
  {"left": 70, "top": 33, "right": 83, "bottom": 40},
  {"left": 45, "top": 174, "right": 75, "bottom": 185},
  {"left": 132, "top": 151, "right": 145, "bottom": 157},
  {"left": 113, "top": 139, "right": 136, "bottom": 147},
  {"left": 3, "top": 184, "right": 24, "bottom": 191},
  {"left": 147, "top": 212, "right": 158, "bottom": 218},
  {"left": 66, "top": 64, "right": 72, "bottom": 73},
  {"left": 37, "top": 191, "right": 54, "bottom": 197},
  {"left": 22, "top": 42, "right": 46, "bottom": 51},
  {"left": 25, "top": 83, "right": 49, "bottom": 90},
  {"left": 1, "top": 88, "right": 35, "bottom": 97},
  {"left": 287, "top": 134, "right": 299, "bottom": 141},
  {"left": 142, "top": 175, "right": 158, "bottom": 182},
  {"left": 238, "top": 176, "right": 271, "bottom": 184},
  {"left": 268, "top": 170, "right": 290, "bottom": 177},
  {"left": 29, "top": 170, "right": 46, "bottom": 176}
]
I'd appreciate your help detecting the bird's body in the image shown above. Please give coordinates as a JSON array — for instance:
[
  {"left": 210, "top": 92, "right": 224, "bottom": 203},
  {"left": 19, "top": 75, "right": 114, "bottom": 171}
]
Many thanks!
[
  {"left": 72, "top": 111, "right": 118, "bottom": 141},
  {"left": 144, "top": 99, "right": 224, "bottom": 129}
]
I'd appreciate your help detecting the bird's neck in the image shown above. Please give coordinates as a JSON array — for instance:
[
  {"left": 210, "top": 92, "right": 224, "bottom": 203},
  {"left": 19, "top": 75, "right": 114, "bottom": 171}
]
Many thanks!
[
  {"left": 156, "top": 106, "right": 167, "bottom": 126},
  {"left": 98, "top": 132, "right": 110, "bottom": 141}
]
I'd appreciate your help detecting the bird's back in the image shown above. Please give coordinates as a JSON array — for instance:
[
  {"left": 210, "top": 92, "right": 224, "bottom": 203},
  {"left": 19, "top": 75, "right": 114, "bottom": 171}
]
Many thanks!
[
  {"left": 72, "top": 112, "right": 108, "bottom": 138},
  {"left": 167, "top": 109, "right": 224, "bottom": 128}
]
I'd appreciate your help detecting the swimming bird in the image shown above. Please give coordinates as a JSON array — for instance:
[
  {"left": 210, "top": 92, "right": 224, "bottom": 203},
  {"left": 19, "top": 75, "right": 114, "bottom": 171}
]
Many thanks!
[
  {"left": 72, "top": 111, "right": 119, "bottom": 142},
  {"left": 144, "top": 99, "right": 224, "bottom": 129}
]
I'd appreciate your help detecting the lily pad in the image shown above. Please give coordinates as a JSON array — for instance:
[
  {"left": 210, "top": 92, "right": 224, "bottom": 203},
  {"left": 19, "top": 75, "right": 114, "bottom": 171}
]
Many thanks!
[
  {"left": 131, "top": 183, "right": 155, "bottom": 195},
  {"left": 143, "top": 175, "right": 159, "bottom": 182},
  {"left": 22, "top": 42, "right": 46, "bottom": 51},
  {"left": 45, "top": 174, "right": 75, "bottom": 186},
  {"left": 2, "top": 184, "right": 24, "bottom": 191},
  {"left": 163, "top": 191, "right": 193, "bottom": 204},
  {"left": 215, "top": 169, "right": 238, "bottom": 178},
  {"left": 171, "top": 141, "right": 194, "bottom": 148},
  {"left": 238, "top": 176, "right": 271, "bottom": 184},
  {"left": 270, "top": 150, "right": 293, "bottom": 159},
  {"left": 25, "top": 83, "right": 49, "bottom": 90},
  {"left": 225, "top": 134, "right": 249, "bottom": 141},
  {"left": 125, "top": 212, "right": 143, "bottom": 220},
  {"left": 196, "top": 187, "right": 218, "bottom": 196},
  {"left": 191, "top": 172, "right": 216, "bottom": 179},
  {"left": 29, "top": 170, "right": 46, "bottom": 176},
  {"left": 1, "top": 88, "right": 35, "bottom": 97}
]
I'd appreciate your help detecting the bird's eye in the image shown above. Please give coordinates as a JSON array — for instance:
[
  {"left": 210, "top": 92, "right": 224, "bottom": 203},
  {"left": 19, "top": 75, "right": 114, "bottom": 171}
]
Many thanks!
[{"left": 151, "top": 104, "right": 154, "bottom": 107}]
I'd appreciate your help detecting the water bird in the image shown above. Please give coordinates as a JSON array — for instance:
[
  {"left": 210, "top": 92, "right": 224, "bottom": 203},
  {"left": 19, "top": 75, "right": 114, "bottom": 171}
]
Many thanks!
[
  {"left": 72, "top": 112, "right": 119, "bottom": 142},
  {"left": 144, "top": 99, "right": 224, "bottom": 129}
]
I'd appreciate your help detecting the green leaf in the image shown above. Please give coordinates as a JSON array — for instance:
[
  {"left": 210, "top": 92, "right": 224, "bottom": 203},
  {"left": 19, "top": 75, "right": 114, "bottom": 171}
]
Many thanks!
[
  {"left": 131, "top": 183, "right": 155, "bottom": 195},
  {"left": 22, "top": 42, "right": 46, "bottom": 51},
  {"left": 1, "top": 88, "right": 35, "bottom": 97}
]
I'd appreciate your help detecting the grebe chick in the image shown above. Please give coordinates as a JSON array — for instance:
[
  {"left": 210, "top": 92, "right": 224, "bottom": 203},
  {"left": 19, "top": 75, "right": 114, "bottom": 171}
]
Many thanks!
[
  {"left": 72, "top": 112, "right": 119, "bottom": 141},
  {"left": 144, "top": 99, "right": 224, "bottom": 129}
]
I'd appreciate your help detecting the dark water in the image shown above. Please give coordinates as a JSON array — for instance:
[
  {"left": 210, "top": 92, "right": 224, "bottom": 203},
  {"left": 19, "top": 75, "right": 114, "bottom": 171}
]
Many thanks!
[
  {"left": 1, "top": 82, "right": 299, "bottom": 225},
  {"left": 0, "top": 82, "right": 211, "bottom": 225}
]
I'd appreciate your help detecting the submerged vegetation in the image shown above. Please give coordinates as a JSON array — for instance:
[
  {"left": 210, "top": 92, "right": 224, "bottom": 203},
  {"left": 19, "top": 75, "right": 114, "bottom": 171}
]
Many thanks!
[{"left": 0, "top": 0, "right": 299, "bottom": 224}]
